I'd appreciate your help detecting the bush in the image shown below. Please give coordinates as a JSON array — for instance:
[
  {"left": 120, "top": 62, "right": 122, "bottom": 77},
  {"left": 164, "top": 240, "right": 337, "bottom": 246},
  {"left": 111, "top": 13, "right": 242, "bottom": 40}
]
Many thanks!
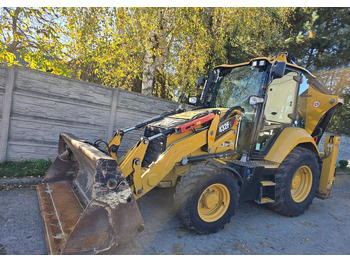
[{"left": 339, "top": 160, "right": 348, "bottom": 169}]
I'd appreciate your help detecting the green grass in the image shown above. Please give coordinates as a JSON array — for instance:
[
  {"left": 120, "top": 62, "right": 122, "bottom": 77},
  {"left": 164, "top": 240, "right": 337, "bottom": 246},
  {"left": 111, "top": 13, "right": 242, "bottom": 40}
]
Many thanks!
[
  {"left": 0, "top": 159, "right": 52, "bottom": 178},
  {"left": 336, "top": 167, "right": 350, "bottom": 173}
]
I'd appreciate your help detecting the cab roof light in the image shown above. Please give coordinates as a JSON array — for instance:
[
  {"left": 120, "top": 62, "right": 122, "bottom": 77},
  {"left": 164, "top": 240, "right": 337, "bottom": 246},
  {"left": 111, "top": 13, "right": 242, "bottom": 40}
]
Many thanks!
[{"left": 259, "top": 60, "right": 266, "bottom": 66}]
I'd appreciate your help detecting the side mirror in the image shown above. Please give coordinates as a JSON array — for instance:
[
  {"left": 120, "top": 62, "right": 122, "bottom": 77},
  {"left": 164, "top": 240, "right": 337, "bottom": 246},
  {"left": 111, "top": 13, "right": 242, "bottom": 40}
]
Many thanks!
[
  {"left": 188, "top": 96, "right": 198, "bottom": 105},
  {"left": 271, "top": 62, "right": 286, "bottom": 79},
  {"left": 249, "top": 96, "right": 264, "bottom": 105},
  {"left": 196, "top": 75, "right": 204, "bottom": 87},
  {"left": 293, "top": 75, "right": 303, "bottom": 83}
]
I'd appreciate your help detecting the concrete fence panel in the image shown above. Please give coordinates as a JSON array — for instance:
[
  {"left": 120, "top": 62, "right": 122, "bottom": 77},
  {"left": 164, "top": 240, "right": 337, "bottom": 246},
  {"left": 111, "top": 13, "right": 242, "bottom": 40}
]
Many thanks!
[{"left": 0, "top": 65, "right": 178, "bottom": 162}]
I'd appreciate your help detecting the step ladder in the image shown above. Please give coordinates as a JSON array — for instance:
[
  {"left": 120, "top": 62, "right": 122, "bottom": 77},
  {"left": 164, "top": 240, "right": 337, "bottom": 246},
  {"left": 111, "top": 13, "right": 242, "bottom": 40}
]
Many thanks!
[{"left": 255, "top": 180, "right": 276, "bottom": 204}]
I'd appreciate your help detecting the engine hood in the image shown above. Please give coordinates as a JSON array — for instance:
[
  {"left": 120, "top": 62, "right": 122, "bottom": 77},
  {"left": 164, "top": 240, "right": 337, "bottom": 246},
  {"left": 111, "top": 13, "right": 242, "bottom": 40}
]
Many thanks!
[
  {"left": 170, "top": 108, "right": 232, "bottom": 120},
  {"left": 148, "top": 108, "right": 230, "bottom": 130}
]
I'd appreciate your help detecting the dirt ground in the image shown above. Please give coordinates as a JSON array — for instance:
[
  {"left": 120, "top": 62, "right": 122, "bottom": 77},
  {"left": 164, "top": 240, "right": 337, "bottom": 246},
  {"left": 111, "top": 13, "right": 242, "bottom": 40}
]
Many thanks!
[{"left": 0, "top": 175, "right": 349, "bottom": 255}]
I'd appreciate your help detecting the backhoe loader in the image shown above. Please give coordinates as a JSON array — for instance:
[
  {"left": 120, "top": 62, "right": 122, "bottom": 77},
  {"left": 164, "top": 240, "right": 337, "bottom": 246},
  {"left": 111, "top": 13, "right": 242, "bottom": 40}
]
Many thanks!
[{"left": 36, "top": 52, "right": 343, "bottom": 254}]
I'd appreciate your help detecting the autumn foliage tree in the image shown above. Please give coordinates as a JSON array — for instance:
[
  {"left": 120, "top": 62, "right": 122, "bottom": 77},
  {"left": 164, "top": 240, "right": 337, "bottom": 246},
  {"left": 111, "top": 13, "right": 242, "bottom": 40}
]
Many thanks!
[
  {"left": 0, "top": 7, "right": 65, "bottom": 72},
  {"left": 0, "top": 7, "right": 349, "bottom": 134}
]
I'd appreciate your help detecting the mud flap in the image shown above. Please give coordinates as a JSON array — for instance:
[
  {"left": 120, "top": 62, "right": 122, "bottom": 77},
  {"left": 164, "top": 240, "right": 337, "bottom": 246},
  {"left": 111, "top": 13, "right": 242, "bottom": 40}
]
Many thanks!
[{"left": 36, "top": 133, "right": 144, "bottom": 255}]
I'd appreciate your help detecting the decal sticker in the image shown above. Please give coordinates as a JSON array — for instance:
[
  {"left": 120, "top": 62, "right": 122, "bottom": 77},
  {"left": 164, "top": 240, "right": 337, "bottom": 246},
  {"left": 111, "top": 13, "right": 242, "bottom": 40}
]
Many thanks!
[
  {"left": 221, "top": 141, "right": 230, "bottom": 147},
  {"left": 216, "top": 117, "right": 238, "bottom": 137},
  {"left": 218, "top": 121, "right": 230, "bottom": 133},
  {"left": 220, "top": 140, "right": 235, "bottom": 147},
  {"left": 313, "top": 100, "right": 321, "bottom": 108}
]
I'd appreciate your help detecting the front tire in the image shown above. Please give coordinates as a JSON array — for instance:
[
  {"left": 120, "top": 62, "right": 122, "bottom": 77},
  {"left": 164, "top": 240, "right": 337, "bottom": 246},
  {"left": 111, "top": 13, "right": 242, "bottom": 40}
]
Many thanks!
[
  {"left": 174, "top": 162, "right": 239, "bottom": 234},
  {"left": 268, "top": 147, "right": 320, "bottom": 217}
]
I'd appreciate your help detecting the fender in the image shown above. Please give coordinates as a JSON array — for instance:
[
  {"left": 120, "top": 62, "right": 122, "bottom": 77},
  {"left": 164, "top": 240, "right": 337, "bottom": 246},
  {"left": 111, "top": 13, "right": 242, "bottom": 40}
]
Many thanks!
[
  {"left": 207, "top": 159, "right": 243, "bottom": 182},
  {"left": 264, "top": 127, "right": 319, "bottom": 164}
]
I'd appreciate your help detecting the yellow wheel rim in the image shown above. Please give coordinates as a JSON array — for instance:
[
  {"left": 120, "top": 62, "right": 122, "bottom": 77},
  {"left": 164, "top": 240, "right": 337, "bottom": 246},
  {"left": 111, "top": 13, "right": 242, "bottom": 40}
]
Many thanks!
[
  {"left": 197, "top": 183, "right": 230, "bottom": 222},
  {"left": 291, "top": 165, "right": 313, "bottom": 203}
]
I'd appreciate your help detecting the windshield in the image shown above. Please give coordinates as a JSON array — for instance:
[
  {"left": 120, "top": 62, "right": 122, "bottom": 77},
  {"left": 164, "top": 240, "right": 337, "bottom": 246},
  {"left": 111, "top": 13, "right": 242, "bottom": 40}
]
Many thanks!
[{"left": 210, "top": 66, "right": 266, "bottom": 110}]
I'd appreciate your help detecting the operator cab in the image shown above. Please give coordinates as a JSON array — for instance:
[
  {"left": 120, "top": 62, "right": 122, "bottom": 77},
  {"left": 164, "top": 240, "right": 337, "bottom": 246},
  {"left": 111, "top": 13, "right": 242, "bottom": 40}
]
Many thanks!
[
  {"left": 195, "top": 53, "right": 340, "bottom": 158},
  {"left": 207, "top": 60, "right": 267, "bottom": 154}
]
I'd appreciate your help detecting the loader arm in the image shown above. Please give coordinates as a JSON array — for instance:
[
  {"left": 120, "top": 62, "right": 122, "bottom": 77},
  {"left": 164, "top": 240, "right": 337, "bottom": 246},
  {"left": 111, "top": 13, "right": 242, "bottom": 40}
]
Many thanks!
[
  {"left": 132, "top": 126, "right": 211, "bottom": 199},
  {"left": 107, "top": 108, "right": 243, "bottom": 199},
  {"left": 108, "top": 108, "right": 186, "bottom": 160},
  {"left": 113, "top": 113, "right": 221, "bottom": 198}
]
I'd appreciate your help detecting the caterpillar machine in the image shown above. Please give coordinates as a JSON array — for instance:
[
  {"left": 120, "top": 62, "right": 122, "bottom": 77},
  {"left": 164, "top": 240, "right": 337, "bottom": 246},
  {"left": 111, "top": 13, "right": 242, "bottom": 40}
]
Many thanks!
[{"left": 36, "top": 52, "right": 343, "bottom": 254}]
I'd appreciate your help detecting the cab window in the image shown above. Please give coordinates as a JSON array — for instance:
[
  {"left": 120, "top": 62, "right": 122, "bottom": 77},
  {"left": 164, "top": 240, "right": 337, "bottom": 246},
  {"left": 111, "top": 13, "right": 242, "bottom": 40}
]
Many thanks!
[{"left": 254, "top": 69, "right": 299, "bottom": 152}]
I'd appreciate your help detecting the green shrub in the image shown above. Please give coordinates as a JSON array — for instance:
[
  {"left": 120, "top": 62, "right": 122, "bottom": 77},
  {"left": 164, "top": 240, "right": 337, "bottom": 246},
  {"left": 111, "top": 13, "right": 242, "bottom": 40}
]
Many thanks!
[{"left": 339, "top": 160, "right": 348, "bottom": 169}]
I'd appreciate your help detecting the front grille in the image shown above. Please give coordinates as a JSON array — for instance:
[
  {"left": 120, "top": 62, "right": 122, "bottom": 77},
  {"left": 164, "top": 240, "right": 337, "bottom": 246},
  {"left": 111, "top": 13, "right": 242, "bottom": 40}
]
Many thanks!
[
  {"left": 141, "top": 117, "right": 187, "bottom": 167},
  {"left": 142, "top": 127, "right": 166, "bottom": 167}
]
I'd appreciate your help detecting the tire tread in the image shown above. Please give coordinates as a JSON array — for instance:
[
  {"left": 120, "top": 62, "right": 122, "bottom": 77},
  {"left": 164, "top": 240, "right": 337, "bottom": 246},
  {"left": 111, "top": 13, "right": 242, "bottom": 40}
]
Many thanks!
[
  {"left": 174, "top": 162, "right": 239, "bottom": 234},
  {"left": 268, "top": 147, "right": 320, "bottom": 217}
]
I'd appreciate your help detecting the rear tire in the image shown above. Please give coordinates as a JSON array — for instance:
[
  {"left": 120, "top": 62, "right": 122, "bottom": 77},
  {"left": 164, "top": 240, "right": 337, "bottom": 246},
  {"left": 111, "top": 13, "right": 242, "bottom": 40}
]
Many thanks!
[
  {"left": 174, "top": 162, "right": 239, "bottom": 234},
  {"left": 268, "top": 147, "right": 320, "bottom": 217}
]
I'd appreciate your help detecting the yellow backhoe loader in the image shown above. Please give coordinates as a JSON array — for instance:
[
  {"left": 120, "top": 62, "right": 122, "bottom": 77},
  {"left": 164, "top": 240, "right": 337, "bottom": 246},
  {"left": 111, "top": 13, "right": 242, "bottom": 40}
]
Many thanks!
[{"left": 36, "top": 53, "right": 343, "bottom": 254}]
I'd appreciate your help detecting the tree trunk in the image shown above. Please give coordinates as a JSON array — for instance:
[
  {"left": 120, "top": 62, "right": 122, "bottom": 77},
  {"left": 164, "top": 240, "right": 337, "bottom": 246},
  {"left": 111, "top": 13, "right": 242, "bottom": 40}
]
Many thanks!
[
  {"left": 5, "top": 7, "right": 22, "bottom": 53},
  {"left": 141, "top": 31, "right": 166, "bottom": 96},
  {"left": 141, "top": 9, "right": 168, "bottom": 96},
  {"left": 142, "top": 31, "right": 158, "bottom": 96},
  {"left": 142, "top": 64, "right": 156, "bottom": 96}
]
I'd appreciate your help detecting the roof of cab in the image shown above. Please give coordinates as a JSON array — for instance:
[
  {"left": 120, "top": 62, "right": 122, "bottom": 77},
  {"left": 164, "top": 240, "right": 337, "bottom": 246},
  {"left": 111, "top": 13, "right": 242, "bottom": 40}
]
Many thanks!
[{"left": 214, "top": 56, "right": 331, "bottom": 95}]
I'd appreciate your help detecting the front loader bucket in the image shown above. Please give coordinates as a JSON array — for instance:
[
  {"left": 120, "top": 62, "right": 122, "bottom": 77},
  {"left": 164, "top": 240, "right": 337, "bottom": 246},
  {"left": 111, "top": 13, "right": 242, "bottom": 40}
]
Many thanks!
[{"left": 36, "top": 133, "right": 144, "bottom": 255}]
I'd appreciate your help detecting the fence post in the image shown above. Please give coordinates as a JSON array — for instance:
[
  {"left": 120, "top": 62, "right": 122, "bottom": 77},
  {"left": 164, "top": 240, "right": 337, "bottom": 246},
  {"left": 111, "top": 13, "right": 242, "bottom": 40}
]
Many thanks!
[
  {"left": 106, "top": 88, "right": 120, "bottom": 141},
  {"left": 0, "top": 67, "right": 16, "bottom": 163}
]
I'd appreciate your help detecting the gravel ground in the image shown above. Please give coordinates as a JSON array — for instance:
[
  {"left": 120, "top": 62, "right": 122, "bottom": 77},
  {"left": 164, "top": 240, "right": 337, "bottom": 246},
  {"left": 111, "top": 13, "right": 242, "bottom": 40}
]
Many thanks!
[{"left": 0, "top": 175, "right": 349, "bottom": 255}]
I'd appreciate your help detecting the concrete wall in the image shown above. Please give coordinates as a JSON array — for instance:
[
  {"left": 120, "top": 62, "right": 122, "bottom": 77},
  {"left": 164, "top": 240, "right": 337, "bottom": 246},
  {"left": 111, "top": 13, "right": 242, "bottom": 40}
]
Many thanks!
[{"left": 0, "top": 65, "right": 179, "bottom": 162}]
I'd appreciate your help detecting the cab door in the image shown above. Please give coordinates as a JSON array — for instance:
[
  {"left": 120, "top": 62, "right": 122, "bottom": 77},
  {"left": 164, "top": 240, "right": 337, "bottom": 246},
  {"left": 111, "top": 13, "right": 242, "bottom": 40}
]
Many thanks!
[{"left": 253, "top": 69, "right": 300, "bottom": 155}]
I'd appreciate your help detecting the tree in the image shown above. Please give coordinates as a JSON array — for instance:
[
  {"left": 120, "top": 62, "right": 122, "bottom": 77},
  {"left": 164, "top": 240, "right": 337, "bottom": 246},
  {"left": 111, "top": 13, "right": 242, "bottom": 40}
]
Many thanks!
[
  {"left": 170, "top": 7, "right": 294, "bottom": 102},
  {"left": 315, "top": 68, "right": 350, "bottom": 135},
  {"left": 0, "top": 7, "right": 64, "bottom": 72},
  {"left": 1, "top": 7, "right": 348, "bottom": 136},
  {"left": 284, "top": 8, "right": 350, "bottom": 135},
  {"left": 141, "top": 8, "right": 172, "bottom": 96},
  {"left": 284, "top": 8, "right": 350, "bottom": 70},
  {"left": 224, "top": 7, "right": 294, "bottom": 63}
]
